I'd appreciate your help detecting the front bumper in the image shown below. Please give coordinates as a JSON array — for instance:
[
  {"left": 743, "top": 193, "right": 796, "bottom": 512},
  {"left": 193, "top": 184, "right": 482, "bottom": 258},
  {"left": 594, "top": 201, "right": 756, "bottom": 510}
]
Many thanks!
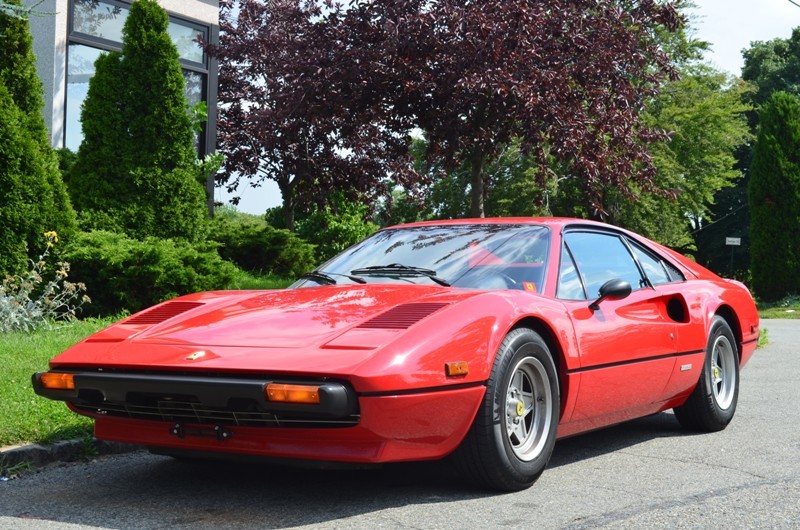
[
  {"left": 33, "top": 371, "right": 359, "bottom": 427},
  {"left": 33, "top": 371, "right": 486, "bottom": 462}
]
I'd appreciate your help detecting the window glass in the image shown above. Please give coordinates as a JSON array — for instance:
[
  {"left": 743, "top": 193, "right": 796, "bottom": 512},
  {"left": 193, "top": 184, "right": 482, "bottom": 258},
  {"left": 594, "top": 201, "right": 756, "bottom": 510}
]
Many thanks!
[
  {"left": 73, "top": 0, "right": 127, "bottom": 42},
  {"left": 663, "top": 260, "right": 685, "bottom": 282},
  {"left": 66, "top": 44, "right": 104, "bottom": 151},
  {"left": 72, "top": 0, "right": 206, "bottom": 64},
  {"left": 564, "top": 232, "right": 643, "bottom": 298},
  {"left": 183, "top": 70, "right": 204, "bottom": 107},
  {"left": 301, "top": 224, "right": 550, "bottom": 291},
  {"left": 629, "top": 241, "right": 671, "bottom": 286},
  {"left": 66, "top": 45, "right": 207, "bottom": 151},
  {"left": 557, "top": 242, "right": 586, "bottom": 300},
  {"left": 168, "top": 23, "right": 205, "bottom": 64}
]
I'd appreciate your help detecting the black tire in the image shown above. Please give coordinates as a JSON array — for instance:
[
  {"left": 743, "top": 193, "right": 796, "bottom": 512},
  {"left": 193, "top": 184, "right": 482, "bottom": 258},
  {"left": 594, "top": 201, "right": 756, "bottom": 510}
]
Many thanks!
[
  {"left": 673, "top": 316, "right": 740, "bottom": 432},
  {"left": 453, "top": 327, "right": 559, "bottom": 491}
]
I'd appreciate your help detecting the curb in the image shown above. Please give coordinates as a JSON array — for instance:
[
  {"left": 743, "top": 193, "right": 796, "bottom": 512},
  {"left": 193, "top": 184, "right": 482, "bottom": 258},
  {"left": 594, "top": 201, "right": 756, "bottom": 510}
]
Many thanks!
[{"left": 0, "top": 439, "right": 138, "bottom": 471}]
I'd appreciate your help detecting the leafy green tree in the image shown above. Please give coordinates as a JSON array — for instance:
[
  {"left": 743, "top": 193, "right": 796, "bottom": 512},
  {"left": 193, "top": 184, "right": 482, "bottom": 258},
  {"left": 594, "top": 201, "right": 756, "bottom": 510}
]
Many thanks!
[
  {"left": 748, "top": 91, "right": 800, "bottom": 301},
  {"left": 0, "top": 0, "right": 76, "bottom": 274},
  {"left": 742, "top": 28, "right": 800, "bottom": 109},
  {"left": 615, "top": 69, "right": 752, "bottom": 251},
  {"left": 69, "top": 0, "right": 207, "bottom": 241},
  {"left": 701, "top": 26, "right": 800, "bottom": 277}
]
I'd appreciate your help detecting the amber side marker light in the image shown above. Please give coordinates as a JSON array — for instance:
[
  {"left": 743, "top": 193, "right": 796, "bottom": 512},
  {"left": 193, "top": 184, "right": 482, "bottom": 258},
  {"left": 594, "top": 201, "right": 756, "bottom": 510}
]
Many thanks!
[
  {"left": 40, "top": 372, "right": 75, "bottom": 390},
  {"left": 266, "top": 383, "right": 320, "bottom": 404},
  {"left": 445, "top": 361, "right": 469, "bottom": 377}
]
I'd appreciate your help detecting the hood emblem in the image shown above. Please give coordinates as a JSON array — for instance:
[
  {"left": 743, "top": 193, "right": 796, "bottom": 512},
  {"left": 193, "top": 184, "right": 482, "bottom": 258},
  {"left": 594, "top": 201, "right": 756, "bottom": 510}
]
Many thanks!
[{"left": 185, "top": 350, "right": 206, "bottom": 361}]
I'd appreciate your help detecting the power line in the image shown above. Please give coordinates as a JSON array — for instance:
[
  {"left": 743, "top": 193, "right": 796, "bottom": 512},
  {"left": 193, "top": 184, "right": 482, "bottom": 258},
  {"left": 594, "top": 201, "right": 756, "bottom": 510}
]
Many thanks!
[
  {"left": 691, "top": 202, "right": 748, "bottom": 235},
  {"left": 789, "top": 0, "right": 800, "bottom": 8}
]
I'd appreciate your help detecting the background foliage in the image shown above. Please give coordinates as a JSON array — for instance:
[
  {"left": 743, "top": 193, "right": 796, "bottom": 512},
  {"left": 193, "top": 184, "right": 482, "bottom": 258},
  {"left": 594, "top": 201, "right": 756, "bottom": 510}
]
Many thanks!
[
  {"left": 210, "top": 207, "right": 316, "bottom": 278},
  {"left": 0, "top": 0, "right": 76, "bottom": 275},
  {"left": 748, "top": 91, "right": 800, "bottom": 302},
  {"left": 68, "top": 0, "right": 207, "bottom": 241}
]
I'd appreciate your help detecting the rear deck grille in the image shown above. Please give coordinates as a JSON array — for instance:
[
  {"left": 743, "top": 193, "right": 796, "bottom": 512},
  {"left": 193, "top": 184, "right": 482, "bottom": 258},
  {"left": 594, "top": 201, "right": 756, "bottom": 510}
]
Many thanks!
[{"left": 74, "top": 400, "right": 360, "bottom": 428}]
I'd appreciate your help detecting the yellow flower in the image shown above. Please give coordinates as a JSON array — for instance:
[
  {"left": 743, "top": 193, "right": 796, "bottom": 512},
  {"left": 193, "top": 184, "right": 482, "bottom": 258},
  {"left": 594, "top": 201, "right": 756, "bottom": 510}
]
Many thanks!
[{"left": 43, "top": 231, "right": 59, "bottom": 244}]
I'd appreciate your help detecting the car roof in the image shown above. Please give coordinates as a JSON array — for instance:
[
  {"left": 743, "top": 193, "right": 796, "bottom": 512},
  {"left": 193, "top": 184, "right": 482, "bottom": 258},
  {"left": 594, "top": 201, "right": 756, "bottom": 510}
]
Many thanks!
[{"left": 391, "top": 217, "right": 599, "bottom": 230}]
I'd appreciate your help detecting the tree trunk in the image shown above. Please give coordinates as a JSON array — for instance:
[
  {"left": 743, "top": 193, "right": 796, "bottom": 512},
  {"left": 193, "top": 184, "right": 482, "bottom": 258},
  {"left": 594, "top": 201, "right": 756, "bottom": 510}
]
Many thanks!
[
  {"left": 278, "top": 179, "right": 296, "bottom": 232},
  {"left": 469, "top": 151, "right": 485, "bottom": 218}
]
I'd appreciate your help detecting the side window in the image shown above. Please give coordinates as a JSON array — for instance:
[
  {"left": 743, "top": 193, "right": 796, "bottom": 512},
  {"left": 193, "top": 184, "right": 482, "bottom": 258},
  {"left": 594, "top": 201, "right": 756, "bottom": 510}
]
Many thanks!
[
  {"left": 663, "top": 260, "right": 685, "bottom": 282},
  {"left": 628, "top": 241, "right": 671, "bottom": 286},
  {"left": 557, "top": 242, "right": 587, "bottom": 300},
  {"left": 563, "top": 232, "right": 644, "bottom": 298}
]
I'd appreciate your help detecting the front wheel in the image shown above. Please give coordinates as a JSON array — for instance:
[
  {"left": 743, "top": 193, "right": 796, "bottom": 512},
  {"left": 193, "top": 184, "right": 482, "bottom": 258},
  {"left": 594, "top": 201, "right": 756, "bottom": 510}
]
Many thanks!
[
  {"left": 453, "top": 327, "right": 559, "bottom": 491},
  {"left": 673, "top": 316, "right": 739, "bottom": 432}
]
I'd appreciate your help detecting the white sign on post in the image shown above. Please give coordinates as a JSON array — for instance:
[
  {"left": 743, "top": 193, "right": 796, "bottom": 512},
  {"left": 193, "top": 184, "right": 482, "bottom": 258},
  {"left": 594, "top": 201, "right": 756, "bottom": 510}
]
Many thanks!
[{"left": 726, "top": 237, "right": 741, "bottom": 246}]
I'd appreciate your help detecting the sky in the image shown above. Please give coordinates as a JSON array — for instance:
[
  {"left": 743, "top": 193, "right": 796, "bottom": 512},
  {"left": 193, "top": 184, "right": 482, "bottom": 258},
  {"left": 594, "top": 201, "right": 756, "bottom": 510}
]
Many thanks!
[{"left": 216, "top": 0, "right": 800, "bottom": 216}]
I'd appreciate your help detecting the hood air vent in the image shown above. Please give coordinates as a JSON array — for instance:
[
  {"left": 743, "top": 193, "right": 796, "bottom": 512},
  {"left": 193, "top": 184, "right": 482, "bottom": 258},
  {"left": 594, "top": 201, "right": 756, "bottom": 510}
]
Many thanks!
[
  {"left": 126, "top": 301, "right": 204, "bottom": 325},
  {"left": 357, "top": 302, "right": 448, "bottom": 330}
]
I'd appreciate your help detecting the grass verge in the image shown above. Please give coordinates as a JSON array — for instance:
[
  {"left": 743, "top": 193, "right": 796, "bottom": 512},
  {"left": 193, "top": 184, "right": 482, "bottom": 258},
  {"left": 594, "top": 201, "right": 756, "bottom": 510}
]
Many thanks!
[
  {"left": 757, "top": 294, "right": 800, "bottom": 319},
  {"left": 0, "top": 318, "right": 116, "bottom": 447}
]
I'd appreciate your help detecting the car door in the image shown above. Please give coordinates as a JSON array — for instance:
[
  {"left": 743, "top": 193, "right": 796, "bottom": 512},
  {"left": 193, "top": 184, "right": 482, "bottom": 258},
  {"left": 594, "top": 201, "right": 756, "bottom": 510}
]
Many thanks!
[{"left": 557, "top": 229, "right": 678, "bottom": 427}]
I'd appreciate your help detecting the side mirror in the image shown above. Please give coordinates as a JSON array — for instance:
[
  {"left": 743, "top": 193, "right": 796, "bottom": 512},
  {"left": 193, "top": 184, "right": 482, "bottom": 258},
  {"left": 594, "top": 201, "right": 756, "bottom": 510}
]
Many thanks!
[{"left": 589, "top": 279, "right": 632, "bottom": 310}]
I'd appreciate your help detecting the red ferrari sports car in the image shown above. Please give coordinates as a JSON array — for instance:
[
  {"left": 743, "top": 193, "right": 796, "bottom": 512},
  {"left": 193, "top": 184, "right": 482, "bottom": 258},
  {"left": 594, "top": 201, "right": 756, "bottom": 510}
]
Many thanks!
[{"left": 33, "top": 218, "right": 759, "bottom": 491}]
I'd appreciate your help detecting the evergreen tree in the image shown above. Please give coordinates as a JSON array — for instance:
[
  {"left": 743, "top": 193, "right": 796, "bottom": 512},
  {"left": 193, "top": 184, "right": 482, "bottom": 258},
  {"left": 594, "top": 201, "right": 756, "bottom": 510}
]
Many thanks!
[
  {"left": 0, "top": 0, "right": 76, "bottom": 274},
  {"left": 70, "top": 0, "right": 207, "bottom": 241},
  {"left": 748, "top": 92, "right": 800, "bottom": 301},
  {"left": 69, "top": 52, "right": 128, "bottom": 231}
]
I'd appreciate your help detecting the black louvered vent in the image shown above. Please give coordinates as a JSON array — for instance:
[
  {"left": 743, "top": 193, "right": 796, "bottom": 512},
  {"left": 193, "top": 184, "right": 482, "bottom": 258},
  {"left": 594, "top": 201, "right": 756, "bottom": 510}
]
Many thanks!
[
  {"left": 126, "top": 301, "right": 204, "bottom": 325},
  {"left": 357, "top": 302, "right": 448, "bottom": 330}
]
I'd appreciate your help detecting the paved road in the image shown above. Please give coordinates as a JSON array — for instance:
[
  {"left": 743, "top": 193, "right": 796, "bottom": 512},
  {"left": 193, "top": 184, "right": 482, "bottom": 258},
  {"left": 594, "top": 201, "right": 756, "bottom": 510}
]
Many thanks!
[{"left": 2, "top": 320, "right": 799, "bottom": 529}]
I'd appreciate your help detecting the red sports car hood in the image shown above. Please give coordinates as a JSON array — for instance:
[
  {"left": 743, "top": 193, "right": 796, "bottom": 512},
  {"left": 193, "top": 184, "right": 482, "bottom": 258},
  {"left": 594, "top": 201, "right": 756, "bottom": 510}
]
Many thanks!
[
  {"left": 114, "top": 284, "right": 450, "bottom": 348},
  {"left": 50, "top": 284, "right": 524, "bottom": 384}
]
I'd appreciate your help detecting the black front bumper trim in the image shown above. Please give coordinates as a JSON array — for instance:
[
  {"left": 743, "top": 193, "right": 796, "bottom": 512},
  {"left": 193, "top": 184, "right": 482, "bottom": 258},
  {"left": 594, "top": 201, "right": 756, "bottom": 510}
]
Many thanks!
[{"left": 32, "top": 372, "right": 358, "bottom": 419}]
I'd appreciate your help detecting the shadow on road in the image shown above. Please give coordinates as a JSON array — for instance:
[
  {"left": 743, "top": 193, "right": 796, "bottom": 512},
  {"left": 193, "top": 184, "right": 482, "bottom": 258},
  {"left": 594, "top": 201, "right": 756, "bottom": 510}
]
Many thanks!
[{"left": 2, "top": 411, "right": 692, "bottom": 528}]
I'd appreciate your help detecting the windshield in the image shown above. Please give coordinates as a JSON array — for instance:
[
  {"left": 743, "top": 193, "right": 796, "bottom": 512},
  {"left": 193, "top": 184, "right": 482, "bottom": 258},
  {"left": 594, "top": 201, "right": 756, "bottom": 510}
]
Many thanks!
[{"left": 293, "top": 224, "right": 550, "bottom": 292}]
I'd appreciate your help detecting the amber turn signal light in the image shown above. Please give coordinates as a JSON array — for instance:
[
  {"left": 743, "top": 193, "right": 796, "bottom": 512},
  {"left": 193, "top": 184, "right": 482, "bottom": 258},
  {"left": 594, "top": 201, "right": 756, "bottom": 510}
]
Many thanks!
[
  {"left": 39, "top": 372, "right": 75, "bottom": 390},
  {"left": 445, "top": 361, "right": 469, "bottom": 377},
  {"left": 266, "top": 383, "right": 320, "bottom": 404}
]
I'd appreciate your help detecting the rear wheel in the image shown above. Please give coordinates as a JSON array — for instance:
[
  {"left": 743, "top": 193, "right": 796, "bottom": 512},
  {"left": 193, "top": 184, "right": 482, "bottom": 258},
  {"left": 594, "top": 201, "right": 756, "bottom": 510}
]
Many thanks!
[
  {"left": 674, "top": 316, "right": 739, "bottom": 432},
  {"left": 453, "top": 327, "right": 559, "bottom": 491}
]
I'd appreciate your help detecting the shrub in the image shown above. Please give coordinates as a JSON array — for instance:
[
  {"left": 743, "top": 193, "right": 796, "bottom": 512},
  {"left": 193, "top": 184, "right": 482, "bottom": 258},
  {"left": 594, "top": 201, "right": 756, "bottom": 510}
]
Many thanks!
[
  {"left": 0, "top": 232, "right": 89, "bottom": 332},
  {"left": 63, "top": 231, "right": 238, "bottom": 316},
  {"left": 266, "top": 193, "right": 378, "bottom": 262},
  {"left": 210, "top": 207, "right": 316, "bottom": 278}
]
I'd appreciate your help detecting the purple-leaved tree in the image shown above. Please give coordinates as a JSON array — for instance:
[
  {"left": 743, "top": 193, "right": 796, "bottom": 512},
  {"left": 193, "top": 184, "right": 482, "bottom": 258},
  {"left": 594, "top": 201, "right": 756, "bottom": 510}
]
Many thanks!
[{"left": 206, "top": 0, "right": 681, "bottom": 224}]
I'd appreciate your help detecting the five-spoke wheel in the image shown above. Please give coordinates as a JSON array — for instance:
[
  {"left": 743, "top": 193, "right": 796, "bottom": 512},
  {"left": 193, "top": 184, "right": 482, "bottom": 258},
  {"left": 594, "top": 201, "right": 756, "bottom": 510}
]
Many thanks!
[
  {"left": 674, "top": 316, "right": 740, "bottom": 431},
  {"left": 504, "top": 356, "right": 553, "bottom": 462},
  {"left": 453, "top": 327, "right": 559, "bottom": 491}
]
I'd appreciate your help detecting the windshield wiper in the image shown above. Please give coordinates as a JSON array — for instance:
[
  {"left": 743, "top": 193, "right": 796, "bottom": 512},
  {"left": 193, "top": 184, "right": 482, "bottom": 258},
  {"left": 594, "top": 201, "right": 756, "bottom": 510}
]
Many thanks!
[
  {"left": 350, "top": 264, "right": 451, "bottom": 287},
  {"left": 300, "top": 271, "right": 367, "bottom": 285}
]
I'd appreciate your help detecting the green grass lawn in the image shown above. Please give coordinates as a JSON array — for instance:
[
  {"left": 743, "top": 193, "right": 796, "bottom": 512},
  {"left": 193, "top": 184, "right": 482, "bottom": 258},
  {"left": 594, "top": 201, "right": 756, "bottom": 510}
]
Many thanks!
[{"left": 0, "top": 318, "right": 114, "bottom": 447}]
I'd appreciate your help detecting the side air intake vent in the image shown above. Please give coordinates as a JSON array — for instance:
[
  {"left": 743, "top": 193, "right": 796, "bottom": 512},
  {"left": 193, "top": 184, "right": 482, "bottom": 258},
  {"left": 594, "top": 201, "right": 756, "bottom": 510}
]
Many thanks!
[
  {"left": 126, "top": 301, "right": 203, "bottom": 325},
  {"left": 357, "top": 302, "right": 448, "bottom": 330}
]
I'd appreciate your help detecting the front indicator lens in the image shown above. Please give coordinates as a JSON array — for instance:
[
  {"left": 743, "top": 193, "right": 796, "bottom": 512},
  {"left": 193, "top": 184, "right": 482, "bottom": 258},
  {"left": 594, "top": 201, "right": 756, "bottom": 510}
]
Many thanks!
[
  {"left": 266, "top": 383, "right": 320, "bottom": 404},
  {"left": 40, "top": 372, "right": 75, "bottom": 390}
]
